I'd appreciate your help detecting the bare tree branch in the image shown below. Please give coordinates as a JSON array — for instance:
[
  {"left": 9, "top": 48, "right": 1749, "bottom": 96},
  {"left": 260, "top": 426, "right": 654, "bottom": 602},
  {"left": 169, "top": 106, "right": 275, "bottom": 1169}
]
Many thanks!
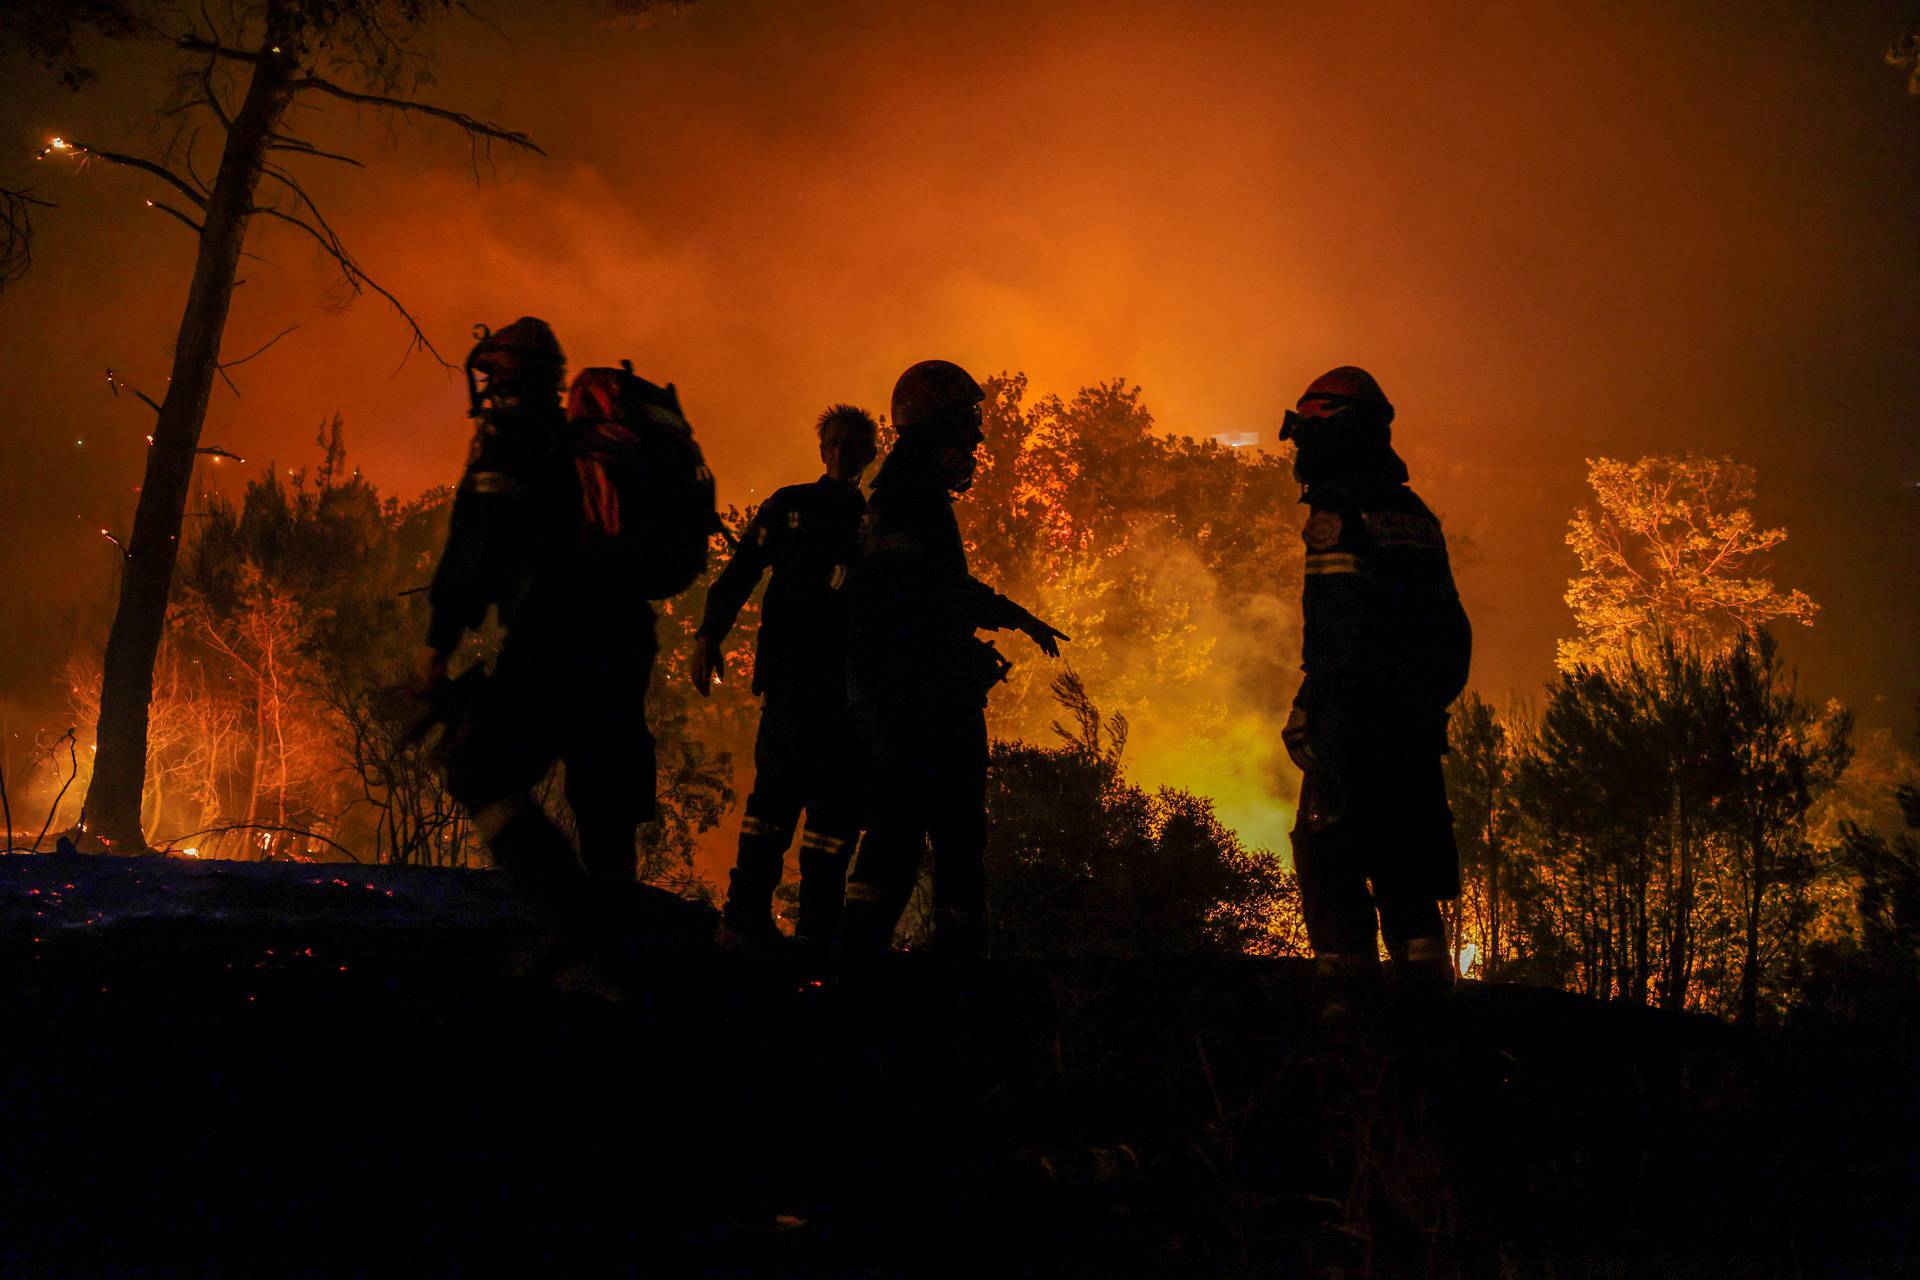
[
  {"left": 289, "top": 74, "right": 546, "bottom": 155},
  {"left": 105, "top": 368, "right": 163, "bottom": 416},
  {"left": 183, "top": 127, "right": 212, "bottom": 193},
  {"left": 267, "top": 135, "right": 366, "bottom": 168},
  {"left": 155, "top": 820, "right": 364, "bottom": 863},
  {"left": 253, "top": 206, "right": 448, "bottom": 368},
  {"left": 221, "top": 323, "right": 300, "bottom": 371},
  {"left": 1, "top": 187, "right": 55, "bottom": 293},
  {"left": 47, "top": 139, "right": 208, "bottom": 210},
  {"left": 201, "top": 62, "right": 234, "bottom": 131},
  {"left": 176, "top": 33, "right": 269, "bottom": 65},
  {"left": 146, "top": 198, "right": 204, "bottom": 235},
  {"left": 28, "top": 729, "right": 78, "bottom": 854}
]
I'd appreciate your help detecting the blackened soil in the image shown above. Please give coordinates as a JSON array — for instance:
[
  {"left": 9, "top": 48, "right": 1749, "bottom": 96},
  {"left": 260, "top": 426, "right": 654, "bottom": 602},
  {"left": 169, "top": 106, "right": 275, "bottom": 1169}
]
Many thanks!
[{"left": 0, "top": 854, "right": 1911, "bottom": 1278}]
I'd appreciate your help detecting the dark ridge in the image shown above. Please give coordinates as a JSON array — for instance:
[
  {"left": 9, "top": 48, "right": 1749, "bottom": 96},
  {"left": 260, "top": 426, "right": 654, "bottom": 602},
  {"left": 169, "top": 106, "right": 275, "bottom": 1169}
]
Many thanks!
[{"left": 0, "top": 853, "right": 1910, "bottom": 1277}]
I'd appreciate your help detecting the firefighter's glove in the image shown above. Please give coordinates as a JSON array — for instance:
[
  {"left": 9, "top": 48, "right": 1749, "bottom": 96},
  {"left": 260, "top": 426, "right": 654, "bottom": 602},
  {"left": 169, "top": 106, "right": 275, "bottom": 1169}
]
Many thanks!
[
  {"left": 1282, "top": 705, "right": 1315, "bottom": 772},
  {"left": 1010, "top": 605, "right": 1069, "bottom": 659},
  {"left": 690, "top": 633, "right": 725, "bottom": 698},
  {"left": 1298, "top": 768, "right": 1348, "bottom": 834}
]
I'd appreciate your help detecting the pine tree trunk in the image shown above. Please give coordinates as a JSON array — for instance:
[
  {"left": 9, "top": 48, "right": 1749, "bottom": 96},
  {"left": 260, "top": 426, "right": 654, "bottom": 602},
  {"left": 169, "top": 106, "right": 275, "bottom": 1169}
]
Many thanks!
[
  {"left": 1738, "top": 827, "right": 1766, "bottom": 1026},
  {"left": 1487, "top": 818, "right": 1502, "bottom": 978},
  {"left": 79, "top": 37, "right": 296, "bottom": 850}
]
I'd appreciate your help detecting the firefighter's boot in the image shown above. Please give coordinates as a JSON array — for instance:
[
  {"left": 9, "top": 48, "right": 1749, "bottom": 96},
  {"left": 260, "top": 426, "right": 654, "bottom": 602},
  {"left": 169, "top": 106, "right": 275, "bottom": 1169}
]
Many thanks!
[
  {"left": 716, "top": 812, "right": 793, "bottom": 957},
  {"left": 793, "top": 829, "right": 855, "bottom": 970}
]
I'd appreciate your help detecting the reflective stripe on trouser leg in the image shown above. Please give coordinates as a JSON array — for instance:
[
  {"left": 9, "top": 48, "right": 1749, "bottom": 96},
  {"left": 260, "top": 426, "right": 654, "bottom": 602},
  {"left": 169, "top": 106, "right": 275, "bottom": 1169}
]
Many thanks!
[
  {"left": 795, "top": 828, "right": 855, "bottom": 945},
  {"left": 723, "top": 810, "right": 798, "bottom": 923},
  {"left": 1313, "top": 953, "right": 1381, "bottom": 979},
  {"left": 1399, "top": 935, "right": 1454, "bottom": 983},
  {"left": 841, "top": 831, "right": 922, "bottom": 956}
]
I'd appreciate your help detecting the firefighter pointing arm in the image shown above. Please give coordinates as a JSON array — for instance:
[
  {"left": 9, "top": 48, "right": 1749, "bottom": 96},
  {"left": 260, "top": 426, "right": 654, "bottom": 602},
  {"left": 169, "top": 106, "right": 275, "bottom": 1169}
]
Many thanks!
[{"left": 839, "top": 360, "right": 1067, "bottom": 968}]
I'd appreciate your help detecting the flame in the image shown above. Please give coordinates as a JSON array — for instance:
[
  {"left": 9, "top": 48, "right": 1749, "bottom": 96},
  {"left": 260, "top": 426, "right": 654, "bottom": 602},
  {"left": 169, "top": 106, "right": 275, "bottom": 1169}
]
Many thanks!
[{"left": 1456, "top": 942, "right": 1480, "bottom": 978}]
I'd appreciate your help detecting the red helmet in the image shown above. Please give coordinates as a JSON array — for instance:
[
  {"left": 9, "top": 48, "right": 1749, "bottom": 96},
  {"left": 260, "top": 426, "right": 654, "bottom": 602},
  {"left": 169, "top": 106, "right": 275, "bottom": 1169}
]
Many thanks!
[
  {"left": 1281, "top": 365, "right": 1395, "bottom": 448},
  {"left": 1297, "top": 366, "right": 1392, "bottom": 421},
  {"left": 467, "top": 316, "right": 565, "bottom": 392}
]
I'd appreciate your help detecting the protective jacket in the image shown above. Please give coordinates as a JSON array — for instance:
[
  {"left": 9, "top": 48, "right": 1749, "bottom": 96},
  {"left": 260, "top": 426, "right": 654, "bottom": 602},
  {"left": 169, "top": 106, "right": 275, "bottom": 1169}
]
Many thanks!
[
  {"left": 1293, "top": 457, "right": 1471, "bottom": 781},
  {"left": 426, "top": 395, "right": 659, "bottom": 891},
  {"left": 426, "top": 399, "right": 571, "bottom": 653},
  {"left": 698, "top": 476, "right": 866, "bottom": 697},
  {"left": 847, "top": 444, "right": 1027, "bottom": 712}
]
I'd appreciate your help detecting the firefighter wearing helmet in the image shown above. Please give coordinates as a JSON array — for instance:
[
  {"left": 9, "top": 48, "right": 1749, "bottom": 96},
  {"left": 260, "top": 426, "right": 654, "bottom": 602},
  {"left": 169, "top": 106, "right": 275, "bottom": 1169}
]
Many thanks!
[
  {"left": 839, "top": 359, "right": 1069, "bottom": 965},
  {"left": 1279, "top": 366, "right": 1472, "bottom": 998},
  {"left": 418, "top": 317, "right": 662, "bottom": 974}
]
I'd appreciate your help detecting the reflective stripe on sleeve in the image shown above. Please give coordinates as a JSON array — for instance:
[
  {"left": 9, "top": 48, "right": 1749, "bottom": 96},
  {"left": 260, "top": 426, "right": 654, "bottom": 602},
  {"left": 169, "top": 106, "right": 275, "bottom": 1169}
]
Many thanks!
[
  {"left": 462, "top": 471, "right": 525, "bottom": 498},
  {"left": 1304, "top": 552, "right": 1362, "bottom": 575}
]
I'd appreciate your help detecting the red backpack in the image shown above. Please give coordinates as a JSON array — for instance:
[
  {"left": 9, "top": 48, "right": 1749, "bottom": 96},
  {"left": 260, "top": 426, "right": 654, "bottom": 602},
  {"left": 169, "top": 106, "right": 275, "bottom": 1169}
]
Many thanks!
[{"left": 566, "top": 361, "right": 722, "bottom": 601}]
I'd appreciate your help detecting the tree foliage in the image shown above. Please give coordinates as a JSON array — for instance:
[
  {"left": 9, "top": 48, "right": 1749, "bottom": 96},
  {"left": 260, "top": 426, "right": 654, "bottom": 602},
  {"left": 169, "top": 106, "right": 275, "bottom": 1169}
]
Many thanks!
[
  {"left": 984, "top": 675, "right": 1306, "bottom": 957},
  {"left": 957, "top": 373, "right": 1304, "bottom": 849},
  {"left": 1558, "top": 455, "right": 1816, "bottom": 672},
  {"left": 1445, "top": 633, "right": 1854, "bottom": 1022}
]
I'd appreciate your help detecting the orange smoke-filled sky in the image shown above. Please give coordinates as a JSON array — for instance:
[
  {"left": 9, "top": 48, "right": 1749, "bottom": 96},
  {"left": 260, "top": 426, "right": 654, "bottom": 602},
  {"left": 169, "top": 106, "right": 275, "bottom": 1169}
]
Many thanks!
[{"left": 2, "top": 0, "right": 1917, "bottom": 727}]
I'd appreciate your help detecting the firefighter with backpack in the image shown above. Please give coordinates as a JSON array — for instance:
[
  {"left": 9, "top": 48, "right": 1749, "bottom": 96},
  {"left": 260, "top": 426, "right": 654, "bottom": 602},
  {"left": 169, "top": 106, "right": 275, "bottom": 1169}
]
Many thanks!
[
  {"left": 419, "top": 316, "right": 720, "bottom": 954},
  {"left": 693, "top": 403, "right": 880, "bottom": 966}
]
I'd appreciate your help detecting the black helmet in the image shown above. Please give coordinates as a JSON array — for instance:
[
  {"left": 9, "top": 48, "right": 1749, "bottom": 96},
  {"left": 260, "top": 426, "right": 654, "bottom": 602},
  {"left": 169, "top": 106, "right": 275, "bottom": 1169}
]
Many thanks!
[
  {"left": 468, "top": 316, "right": 565, "bottom": 385},
  {"left": 890, "top": 359, "right": 984, "bottom": 441}
]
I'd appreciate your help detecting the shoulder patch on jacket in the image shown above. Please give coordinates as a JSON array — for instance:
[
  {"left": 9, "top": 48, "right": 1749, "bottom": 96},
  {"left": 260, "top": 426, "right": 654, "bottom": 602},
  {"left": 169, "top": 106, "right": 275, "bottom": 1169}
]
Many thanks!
[{"left": 1303, "top": 510, "right": 1344, "bottom": 552}]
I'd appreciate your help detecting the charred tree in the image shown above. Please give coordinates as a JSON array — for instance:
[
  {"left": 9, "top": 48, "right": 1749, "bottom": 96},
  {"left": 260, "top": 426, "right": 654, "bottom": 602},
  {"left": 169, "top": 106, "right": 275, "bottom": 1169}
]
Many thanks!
[{"left": 19, "top": 3, "right": 541, "bottom": 850}]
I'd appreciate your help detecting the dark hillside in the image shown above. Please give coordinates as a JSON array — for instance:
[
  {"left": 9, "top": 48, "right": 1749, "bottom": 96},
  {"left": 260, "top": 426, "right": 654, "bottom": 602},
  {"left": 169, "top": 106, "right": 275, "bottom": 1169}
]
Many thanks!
[{"left": 0, "top": 853, "right": 1909, "bottom": 1277}]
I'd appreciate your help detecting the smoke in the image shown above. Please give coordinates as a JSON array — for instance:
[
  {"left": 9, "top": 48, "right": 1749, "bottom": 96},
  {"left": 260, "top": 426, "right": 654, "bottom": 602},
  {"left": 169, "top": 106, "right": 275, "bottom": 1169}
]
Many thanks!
[
  {"left": 1, "top": 0, "right": 1915, "bottom": 740},
  {"left": 1002, "top": 534, "right": 1303, "bottom": 855}
]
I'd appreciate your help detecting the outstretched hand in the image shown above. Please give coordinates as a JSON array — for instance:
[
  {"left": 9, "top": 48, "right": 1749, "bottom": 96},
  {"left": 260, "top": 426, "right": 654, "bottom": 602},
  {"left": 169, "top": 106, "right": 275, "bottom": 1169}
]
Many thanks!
[
  {"left": 690, "top": 633, "right": 725, "bottom": 697},
  {"left": 1019, "top": 612, "right": 1069, "bottom": 659}
]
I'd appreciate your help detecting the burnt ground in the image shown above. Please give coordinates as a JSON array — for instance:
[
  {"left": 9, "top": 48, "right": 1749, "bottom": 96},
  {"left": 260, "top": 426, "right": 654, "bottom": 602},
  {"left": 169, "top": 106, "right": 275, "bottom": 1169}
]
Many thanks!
[{"left": 0, "top": 853, "right": 1914, "bottom": 1278}]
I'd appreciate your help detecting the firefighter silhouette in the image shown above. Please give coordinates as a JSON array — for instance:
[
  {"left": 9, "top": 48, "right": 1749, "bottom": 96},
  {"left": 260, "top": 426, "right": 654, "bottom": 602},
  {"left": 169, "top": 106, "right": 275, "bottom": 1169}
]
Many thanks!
[
  {"left": 421, "top": 318, "right": 659, "bottom": 952},
  {"left": 839, "top": 360, "right": 1068, "bottom": 965},
  {"left": 1281, "top": 366, "right": 1472, "bottom": 995},
  {"left": 694, "top": 404, "right": 879, "bottom": 965}
]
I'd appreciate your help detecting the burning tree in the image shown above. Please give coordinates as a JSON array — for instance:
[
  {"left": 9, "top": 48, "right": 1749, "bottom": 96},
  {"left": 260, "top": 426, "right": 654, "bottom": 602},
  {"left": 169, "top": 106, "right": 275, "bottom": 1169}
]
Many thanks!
[
  {"left": 9, "top": 1, "right": 543, "bottom": 851},
  {"left": 959, "top": 373, "right": 1306, "bottom": 849},
  {"left": 1558, "top": 454, "right": 1817, "bottom": 672},
  {"left": 1444, "top": 692, "right": 1524, "bottom": 980}
]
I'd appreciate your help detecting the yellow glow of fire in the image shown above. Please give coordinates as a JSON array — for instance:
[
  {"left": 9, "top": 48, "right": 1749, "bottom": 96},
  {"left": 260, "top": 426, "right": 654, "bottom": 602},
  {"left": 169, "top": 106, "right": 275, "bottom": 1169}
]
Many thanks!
[{"left": 1456, "top": 943, "right": 1480, "bottom": 978}]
